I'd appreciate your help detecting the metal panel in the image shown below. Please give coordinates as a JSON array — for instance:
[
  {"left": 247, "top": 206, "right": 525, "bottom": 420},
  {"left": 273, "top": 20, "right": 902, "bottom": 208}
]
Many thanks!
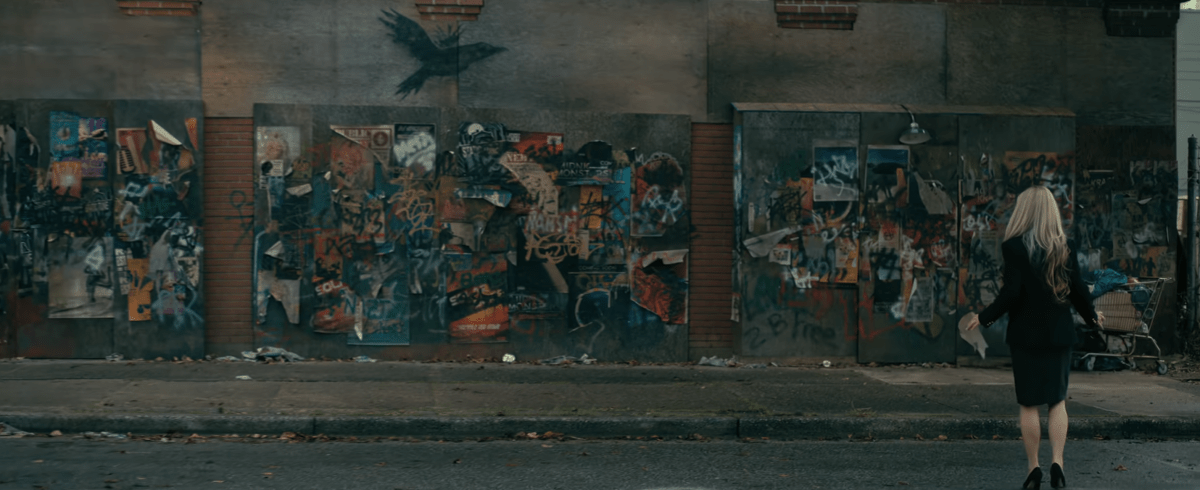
[
  {"left": 857, "top": 112, "right": 960, "bottom": 363},
  {"left": 736, "top": 111, "right": 860, "bottom": 359},
  {"left": 13, "top": 99, "right": 116, "bottom": 359},
  {"left": 111, "top": 100, "right": 206, "bottom": 360}
]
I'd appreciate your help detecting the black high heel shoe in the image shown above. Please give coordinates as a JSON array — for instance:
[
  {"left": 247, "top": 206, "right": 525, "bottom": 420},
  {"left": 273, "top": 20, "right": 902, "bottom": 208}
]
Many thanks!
[
  {"left": 1023, "top": 467, "right": 1043, "bottom": 490},
  {"left": 1050, "top": 463, "right": 1066, "bottom": 488}
]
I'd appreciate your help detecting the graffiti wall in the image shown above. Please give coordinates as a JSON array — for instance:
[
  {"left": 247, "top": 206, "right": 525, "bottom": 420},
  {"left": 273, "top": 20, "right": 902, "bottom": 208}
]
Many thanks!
[
  {"left": 954, "top": 115, "right": 1077, "bottom": 361},
  {"left": 251, "top": 104, "right": 691, "bottom": 362},
  {"left": 733, "top": 108, "right": 1154, "bottom": 363},
  {"left": 1075, "top": 126, "right": 1180, "bottom": 353},
  {"left": 856, "top": 113, "right": 961, "bottom": 363},
  {"left": 734, "top": 112, "right": 860, "bottom": 358},
  {"left": 0, "top": 99, "right": 205, "bottom": 359}
]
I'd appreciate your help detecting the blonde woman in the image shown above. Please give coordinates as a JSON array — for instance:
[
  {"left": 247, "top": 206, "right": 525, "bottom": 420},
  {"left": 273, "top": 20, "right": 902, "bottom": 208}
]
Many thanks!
[{"left": 966, "top": 186, "right": 1104, "bottom": 489}]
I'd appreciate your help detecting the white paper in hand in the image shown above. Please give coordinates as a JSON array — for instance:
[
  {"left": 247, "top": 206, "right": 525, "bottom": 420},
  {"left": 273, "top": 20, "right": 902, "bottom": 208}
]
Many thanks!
[{"left": 958, "top": 312, "right": 989, "bottom": 359}]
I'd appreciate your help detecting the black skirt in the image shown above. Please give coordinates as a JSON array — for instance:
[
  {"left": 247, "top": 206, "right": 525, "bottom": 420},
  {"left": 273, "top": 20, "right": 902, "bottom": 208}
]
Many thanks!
[{"left": 1010, "top": 346, "right": 1071, "bottom": 407}]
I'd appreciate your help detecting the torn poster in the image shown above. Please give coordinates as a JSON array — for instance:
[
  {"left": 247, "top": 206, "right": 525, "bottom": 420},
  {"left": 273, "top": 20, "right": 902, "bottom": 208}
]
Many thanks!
[
  {"left": 116, "top": 128, "right": 147, "bottom": 174},
  {"left": 743, "top": 225, "right": 802, "bottom": 258},
  {"left": 640, "top": 249, "right": 688, "bottom": 268},
  {"left": 904, "top": 276, "right": 934, "bottom": 322},
  {"left": 812, "top": 141, "right": 858, "bottom": 202},
  {"left": 455, "top": 187, "right": 512, "bottom": 208},
  {"left": 50, "top": 160, "right": 82, "bottom": 198},
  {"left": 559, "top": 140, "right": 616, "bottom": 186},
  {"left": 631, "top": 152, "right": 686, "bottom": 237},
  {"left": 446, "top": 253, "right": 509, "bottom": 343},
  {"left": 185, "top": 117, "right": 200, "bottom": 149},
  {"left": 391, "top": 124, "right": 436, "bottom": 180},
  {"left": 768, "top": 246, "right": 792, "bottom": 265},
  {"left": 914, "top": 172, "right": 954, "bottom": 215},
  {"left": 50, "top": 111, "right": 80, "bottom": 160},
  {"left": 632, "top": 250, "right": 688, "bottom": 324},
  {"left": 499, "top": 152, "right": 559, "bottom": 215},
  {"left": 330, "top": 132, "right": 375, "bottom": 191},
  {"left": 256, "top": 126, "right": 301, "bottom": 185},
  {"left": 49, "top": 236, "right": 115, "bottom": 318},
  {"left": 865, "top": 145, "right": 908, "bottom": 205},
  {"left": 78, "top": 117, "right": 107, "bottom": 178},
  {"left": 286, "top": 183, "right": 312, "bottom": 196},
  {"left": 332, "top": 125, "right": 393, "bottom": 165}
]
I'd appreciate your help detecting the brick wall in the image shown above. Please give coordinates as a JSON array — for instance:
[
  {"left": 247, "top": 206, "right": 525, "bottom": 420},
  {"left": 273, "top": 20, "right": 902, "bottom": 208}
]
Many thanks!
[
  {"left": 775, "top": 0, "right": 1185, "bottom": 33},
  {"left": 116, "top": 0, "right": 201, "bottom": 16},
  {"left": 414, "top": 0, "right": 484, "bottom": 21},
  {"left": 203, "top": 118, "right": 255, "bottom": 353},
  {"left": 689, "top": 123, "right": 736, "bottom": 356}
]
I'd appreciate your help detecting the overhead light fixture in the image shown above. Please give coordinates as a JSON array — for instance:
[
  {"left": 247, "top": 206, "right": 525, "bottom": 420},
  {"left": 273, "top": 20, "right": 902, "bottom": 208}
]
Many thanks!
[{"left": 898, "top": 106, "right": 931, "bottom": 145}]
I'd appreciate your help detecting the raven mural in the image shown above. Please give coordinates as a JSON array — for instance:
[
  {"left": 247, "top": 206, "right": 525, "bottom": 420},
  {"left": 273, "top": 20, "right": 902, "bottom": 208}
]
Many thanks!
[{"left": 379, "top": 9, "right": 507, "bottom": 98}]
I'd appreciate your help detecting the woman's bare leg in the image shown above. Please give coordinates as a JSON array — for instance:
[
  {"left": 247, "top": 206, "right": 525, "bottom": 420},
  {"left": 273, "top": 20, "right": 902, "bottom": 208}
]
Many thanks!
[
  {"left": 1048, "top": 400, "right": 1068, "bottom": 468},
  {"left": 1020, "top": 404, "right": 1042, "bottom": 472}
]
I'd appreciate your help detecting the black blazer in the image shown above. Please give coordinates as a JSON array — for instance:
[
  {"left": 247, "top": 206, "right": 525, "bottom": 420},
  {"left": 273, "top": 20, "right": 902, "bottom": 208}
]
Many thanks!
[{"left": 978, "top": 237, "right": 1098, "bottom": 349}]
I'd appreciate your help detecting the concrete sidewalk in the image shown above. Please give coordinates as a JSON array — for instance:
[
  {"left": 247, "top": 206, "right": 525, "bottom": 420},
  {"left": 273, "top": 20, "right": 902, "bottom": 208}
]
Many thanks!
[{"left": 2, "top": 359, "right": 1198, "bottom": 440}]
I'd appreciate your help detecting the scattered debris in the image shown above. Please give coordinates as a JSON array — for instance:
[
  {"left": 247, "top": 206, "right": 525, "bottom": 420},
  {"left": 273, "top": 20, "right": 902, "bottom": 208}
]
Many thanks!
[
  {"left": 354, "top": 355, "right": 377, "bottom": 363},
  {"left": 0, "top": 422, "right": 32, "bottom": 437},
  {"left": 698, "top": 356, "right": 738, "bottom": 367},
  {"left": 236, "top": 375, "right": 252, "bottom": 380},
  {"left": 50, "top": 430, "right": 62, "bottom": 437},
  {"left": 822, "top": 360, "right": 832, "bottom": 368},
  {"left": 250, "top": 347, "right": 304, "bottom": 362},
  {"left": 502, "top": 354, "right": 516, "bottom": 363},
  {"left": 744, "top": 363, "right": 768, "bottom": 369},
  {"left": 105, "top": 353, "right": 124, "bottom": 362},
  {"left": 214, "top": 356, "right": 244, "bottom": 362},
  {"left": 83, "top": 431, "right": 127, "bottom": 440},
  {"left": 1114, "top": 465, "right": 1129, "bottom": 471},
  {"left": 540, "top": 354, "right": 595, "bottom": 365}
]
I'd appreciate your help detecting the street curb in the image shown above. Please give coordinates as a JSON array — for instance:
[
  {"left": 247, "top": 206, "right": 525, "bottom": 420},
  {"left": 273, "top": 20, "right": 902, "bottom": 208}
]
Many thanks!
[
  {"left": 0, "top": 413, "right": 313, "bottom": 436},
  {"left": 2, "top": 413, "right": 1197, "bottom": 440},
  {"left": 313, "top": 416, "right": 740, "bottom": 439}
]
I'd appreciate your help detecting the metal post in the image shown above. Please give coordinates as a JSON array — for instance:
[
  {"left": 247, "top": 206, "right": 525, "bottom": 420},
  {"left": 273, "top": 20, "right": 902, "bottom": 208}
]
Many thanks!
[{"left": 1189, "top": 135, "right": 1198, "bottom": 335}]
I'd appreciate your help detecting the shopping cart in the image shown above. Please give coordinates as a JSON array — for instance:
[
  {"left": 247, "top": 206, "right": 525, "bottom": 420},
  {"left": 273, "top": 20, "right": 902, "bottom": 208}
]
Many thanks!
[{"left": 1076, "top": 277, "right": 1171, "bottom": 375}]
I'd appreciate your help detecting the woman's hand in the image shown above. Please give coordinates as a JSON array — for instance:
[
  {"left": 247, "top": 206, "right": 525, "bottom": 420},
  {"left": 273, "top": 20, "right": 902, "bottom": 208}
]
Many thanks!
[{"left": 965, "top": 314, "right": 981, "bottom": 331}]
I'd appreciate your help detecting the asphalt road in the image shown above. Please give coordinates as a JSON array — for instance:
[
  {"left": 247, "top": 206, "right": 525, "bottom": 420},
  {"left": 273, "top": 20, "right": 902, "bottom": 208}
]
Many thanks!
[{"left": 0, "top": 436, "right": 1197, "bottom": 490}]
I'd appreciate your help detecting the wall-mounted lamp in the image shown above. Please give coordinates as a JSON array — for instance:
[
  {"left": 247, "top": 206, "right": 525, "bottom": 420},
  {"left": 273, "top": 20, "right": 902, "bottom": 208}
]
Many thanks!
[{"left": 898, "top": 106, "right": 931, "bottom": 145}]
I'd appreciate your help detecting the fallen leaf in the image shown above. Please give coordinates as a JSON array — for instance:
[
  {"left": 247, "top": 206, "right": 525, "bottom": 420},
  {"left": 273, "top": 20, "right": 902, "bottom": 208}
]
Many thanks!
[
  {"left": 263, "top": 472, "right": 273, "bottom": 477},
  {"left": 899, "top": 481, "right": 909, "bottom": 485},
  {"left": 50, "top": 430, "right": 62, "bottom": 437},
  {"left": 212, "top": 481, "right": 224, "bottom": 483},
  {"left": 541, "top": 444, "right": 552, "bottom": 448},
  {"left": 936, "top": 435, "right": 948, "bottom": 441},
  {"left": 32, "top": 460, "right": 43, "bottom": 463},
  {"left": 1115, "top": 465, "right": 1129, "bottom": 471},
  {"left": 453, "top": 459, "right": 462, "bottom": 464},
  {"left": 779, "top": 474, "right": 789, "bottom": 477},
  {"left": 376, "top": 462, "right": 386, "bottom": 467},
  {"left": 915, "top": 434, "right": 925, "bottom": 441}
]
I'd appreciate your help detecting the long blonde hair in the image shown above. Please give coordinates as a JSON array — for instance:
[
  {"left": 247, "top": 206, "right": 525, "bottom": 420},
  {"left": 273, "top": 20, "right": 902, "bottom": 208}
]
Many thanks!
[{"left": 1004, "top": 186, "right": 1070, "bottom": 302}]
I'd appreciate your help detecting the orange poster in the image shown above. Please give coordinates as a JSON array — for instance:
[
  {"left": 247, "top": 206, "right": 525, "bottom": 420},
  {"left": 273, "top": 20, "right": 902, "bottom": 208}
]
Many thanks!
[{"left": 127, "top": 258, "right": 153, "bottom": 321}]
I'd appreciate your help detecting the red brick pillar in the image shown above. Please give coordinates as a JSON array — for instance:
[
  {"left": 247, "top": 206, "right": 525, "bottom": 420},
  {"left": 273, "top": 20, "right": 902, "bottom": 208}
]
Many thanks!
[
  {"left": 689, "top": 123, "right": 736, "bottom": 358},
  {"left": 202, "top": 118, "right": 255, "bottom": 354}
]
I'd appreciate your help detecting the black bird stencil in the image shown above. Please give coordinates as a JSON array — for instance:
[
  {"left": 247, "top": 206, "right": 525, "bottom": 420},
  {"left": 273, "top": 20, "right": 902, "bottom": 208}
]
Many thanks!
[{"left": 379, "top": 9, "right": 507, "bottom": 98}]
